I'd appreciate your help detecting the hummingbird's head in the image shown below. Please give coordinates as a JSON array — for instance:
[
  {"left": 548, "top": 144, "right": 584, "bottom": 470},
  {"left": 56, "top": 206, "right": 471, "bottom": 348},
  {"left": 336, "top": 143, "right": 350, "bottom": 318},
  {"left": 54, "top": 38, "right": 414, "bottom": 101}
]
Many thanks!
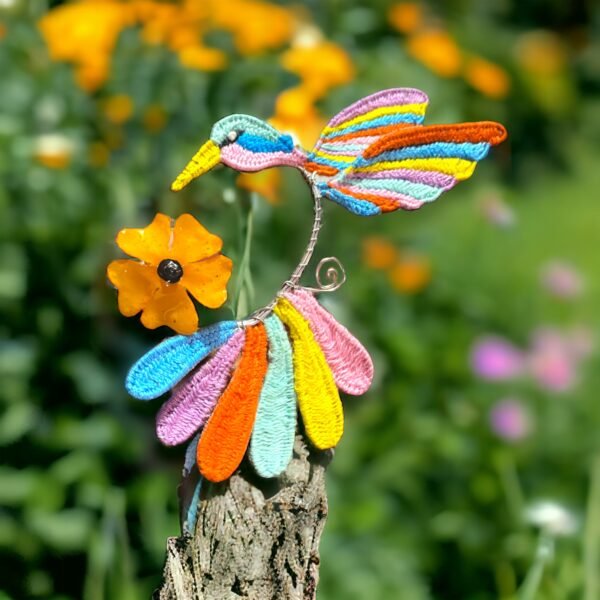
[{"left": 171, "top": 115, "right": 303, "bottom": 192}]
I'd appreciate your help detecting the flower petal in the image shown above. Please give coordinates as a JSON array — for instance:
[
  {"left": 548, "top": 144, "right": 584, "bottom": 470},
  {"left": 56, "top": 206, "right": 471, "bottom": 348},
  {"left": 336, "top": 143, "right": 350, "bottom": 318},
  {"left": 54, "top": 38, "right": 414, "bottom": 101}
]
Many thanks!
[
  {"left": 116, "top": 213, "right": 171, "bottom": 264},
  {"left": 274, "top": 297, "right": 343, "bottom": 450},
  {"left": 171, "top": 213, "right": 224, "bottom": 264},
  {"left": 249, "top": 315, "right": 296, "bottom": 478},
  {"left": 156, "top": 329, "right": 246, "bottom": 445},
  {"left": 125, "top": 321, "right": 239, "bottom": 400},
  {"left": 107, "top": 260, "right": 160, "bottom": 317},
  {"left": 197, "top": 324, "right": 269, "bottom": 482},
  {"left": 180, "top": 255, "right": 233, "bottom": 309},
  {"left": 140, "top": 284, "right": 198, "bottom": 335},
  {"left": 285, "top": 288, "right": 374, "bottom": 395}
]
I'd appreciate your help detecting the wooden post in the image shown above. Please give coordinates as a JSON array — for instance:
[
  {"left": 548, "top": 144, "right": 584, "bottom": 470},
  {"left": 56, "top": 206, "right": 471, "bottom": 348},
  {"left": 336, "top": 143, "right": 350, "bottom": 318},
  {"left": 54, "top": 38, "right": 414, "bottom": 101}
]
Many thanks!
[{"left": 155, "top": 435, "right": 331, "bottom": 599}]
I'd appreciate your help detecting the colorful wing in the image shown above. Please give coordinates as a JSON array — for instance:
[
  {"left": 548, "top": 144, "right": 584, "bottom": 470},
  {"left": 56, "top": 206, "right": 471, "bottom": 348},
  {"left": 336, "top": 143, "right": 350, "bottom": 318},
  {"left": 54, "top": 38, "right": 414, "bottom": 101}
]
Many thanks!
[
  {"left": 305, "top": 88, "right": 429, "bottom": 177},
  {"left": 318, "top": 122, "right": 507, "bottom": 216}
]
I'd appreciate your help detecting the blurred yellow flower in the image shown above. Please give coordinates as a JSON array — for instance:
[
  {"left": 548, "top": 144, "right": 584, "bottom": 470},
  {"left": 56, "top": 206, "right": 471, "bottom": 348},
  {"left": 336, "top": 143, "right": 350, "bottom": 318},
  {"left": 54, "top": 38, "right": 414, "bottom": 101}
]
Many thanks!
[
  {"left": 237, "top": 170, "right": 281, "bottom": 205},
  {"left": 89, "top": 141, "right": 110, "bottom": 167},
  {"left": 516, "top": 31, "right": 567, "bottom": 76},
  {"left": 388, "top": 3, "right": 423, "bottom": 34},
  {"left": 34, "top": 134, "right": 73, "bottom": 170},
  {"left": 407, "top": 29, "right": 462, "bottom": 78},
  {"left": 464, "top": 57, "right": 511, "bottom": 99},
  {"left": 102, "top": 94, "right": 134, "bottom": 124},
  {"left": 281, "top": 42, "right": 354, "bottom": 98},
  {"left": 362, "top": 237, "right": 398, "bottom": 270},
  {"left": 142, "top": 104, "right": 168, "bottom": 133},
  {"left": 389, "top": 254, "right": 431, "bottom": 294}
]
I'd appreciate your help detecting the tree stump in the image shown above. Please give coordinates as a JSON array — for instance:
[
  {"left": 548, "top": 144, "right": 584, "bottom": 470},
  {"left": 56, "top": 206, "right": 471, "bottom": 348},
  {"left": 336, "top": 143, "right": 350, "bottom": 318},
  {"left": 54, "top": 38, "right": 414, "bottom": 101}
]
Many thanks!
[{"left": 155, "top": 435, "right": 331, "bottom": 599}]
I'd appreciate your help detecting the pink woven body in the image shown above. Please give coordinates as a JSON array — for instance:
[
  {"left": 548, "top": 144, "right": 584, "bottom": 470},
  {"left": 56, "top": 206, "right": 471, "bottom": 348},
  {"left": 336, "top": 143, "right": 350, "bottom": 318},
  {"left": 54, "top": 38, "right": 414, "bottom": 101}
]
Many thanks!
[
  {"left": 285, "top": 288, "right": 374, "bottom": 395},
  {"left": 156, "top": 329, "right": 245, "bottom": 446}
]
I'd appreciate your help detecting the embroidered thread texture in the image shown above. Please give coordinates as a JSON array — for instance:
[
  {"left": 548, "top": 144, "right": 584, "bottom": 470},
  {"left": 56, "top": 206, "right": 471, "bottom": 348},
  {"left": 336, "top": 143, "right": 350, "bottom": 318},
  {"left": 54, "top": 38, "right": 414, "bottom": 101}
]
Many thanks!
[
  {"left": 126, "top": 320, "right": 237, "bottom": 400},
  {"left": 285, "top": 288, "right": 374, "bottom": 395},
  {"left": 156, "top": 329, "right": 246, "bottom": 446},
  {"left": 274, "top": 298, "right": 343, "bottom": 450},
  {"left": 249, "top": 315, "right": 297, "bottom": 478},
  {"left": 196, "top": 324, "right": 269, "bottom": 482}
]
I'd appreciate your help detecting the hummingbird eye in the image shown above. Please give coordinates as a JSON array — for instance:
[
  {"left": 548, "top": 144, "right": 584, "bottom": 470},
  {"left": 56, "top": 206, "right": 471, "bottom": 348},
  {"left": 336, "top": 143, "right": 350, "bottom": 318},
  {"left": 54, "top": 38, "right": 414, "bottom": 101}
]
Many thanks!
[{"left": 227, "top": 130, "right": 238, "bottom": 142}]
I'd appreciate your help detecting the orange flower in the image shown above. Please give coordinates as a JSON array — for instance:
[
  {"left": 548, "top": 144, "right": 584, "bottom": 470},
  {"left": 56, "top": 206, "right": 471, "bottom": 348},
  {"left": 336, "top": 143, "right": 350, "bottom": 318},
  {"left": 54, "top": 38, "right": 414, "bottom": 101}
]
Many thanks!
[
  {"left": 388, "top": 3, "right": 424, "bottom": 35},
  {"left": 142, "top": 104, "right": 168, "bottom": 133},
  {"left": 280, "top": 42, "right": 355, "bottom": 98},
  {"left": 177, "top": 44, "right": 228, "bottom": 71},
  {"left": 34, "top": 134, "right": 73, "bottom": 169},
  {"left": 389, "top": 254, "right": 431, "bottom": 294},
  {"left": 269, "top": 85, "right": 326, "bottom": 148},
  {"left": 107, "top": 213, "right": 233, "bottom": 335},
  {"left": 237, "top": 169, "right": 281, "bottom": 204},
  {"left": 0, "top": 22, "right": 6, "bottom": 40},
  {"left": 102, "top": 94, "right": 134, "bottom": 124},
  {"left": 464, "top": 57, "right": 511, "bottom": 99},
  {"left": 407, "top": 29, "right": 462, "bottom": 78},
  {"left": 362, "top": 237, "right": 398, "bottom": 270},
  {"left": 516, "top": 31, "right": 566, "bottom": 76}
]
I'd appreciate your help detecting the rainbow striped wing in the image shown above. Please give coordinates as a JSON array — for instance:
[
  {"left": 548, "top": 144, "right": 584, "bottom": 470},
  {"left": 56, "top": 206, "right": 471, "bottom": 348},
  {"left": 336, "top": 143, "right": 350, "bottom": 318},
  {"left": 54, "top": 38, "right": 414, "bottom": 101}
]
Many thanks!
[
  {"left": 305, "top": 88, "right": 429, "bottom": 177},
  {"left": 318, "top": 122, "right": 507, "bottom": 216}
]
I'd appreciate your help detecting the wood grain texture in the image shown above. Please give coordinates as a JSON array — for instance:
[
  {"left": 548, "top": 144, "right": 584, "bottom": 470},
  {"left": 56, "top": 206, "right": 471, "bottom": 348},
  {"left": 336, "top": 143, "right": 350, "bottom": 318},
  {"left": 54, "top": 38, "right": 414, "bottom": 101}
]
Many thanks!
[{"left": 155, "top": 435, "right": 331, "bottom": 600}]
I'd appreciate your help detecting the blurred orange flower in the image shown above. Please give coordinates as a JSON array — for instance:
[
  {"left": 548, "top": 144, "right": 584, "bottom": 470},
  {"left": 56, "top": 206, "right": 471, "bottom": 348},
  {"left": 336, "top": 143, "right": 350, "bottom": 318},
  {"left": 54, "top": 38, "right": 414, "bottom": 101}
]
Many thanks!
[
  {"left": 237, "top": 170, "right": 282, "bottom": 205},
  {"left": 388, "top": 3, "right": 423, "bottom": 34},
  {"left": 464, "top": 57, "right": 511, "bottom": 99},
  {"left": 38, "top": 0, "right": 136, "bottom": 91},
  {"left": 362, "top": 237, "right": 399, "bottom": 270},
  {"left": 407, "top": 29, "right": 462, "bottom": 78},
  {"left": 107, "top": 213, "right": 233, "bottom": 335},
  {"left": 389, "top": 254, "right": 431, "bottom": 294},
  {"left": 177, "top": 44, "right": 227, "bottom": 71},
  {"left": 142, "top": 104, "right": 169, "bottom": 133},
  {"left": 102, "top": 94, "right": 134, "bottom": 124},
  {"left": 0, "top": 22, "right": 6, "bottom": 40},
  {"left": 281, "top": 42, "right": 354, "bottom": 98},
  {"left": 89, "top": 141, "right": 110, "bottom": 167},
  {"left": 269, "top": 86, "right": 326, "bottom": 148},
  {"left": 34, "top": 134, "right": 73, "bottom": 169},
  {"left": 516, "top": 31, "right": 567, "bottom": 76},
  {"left": 208, "top": 0, "right": 295, "bottom": 55}
]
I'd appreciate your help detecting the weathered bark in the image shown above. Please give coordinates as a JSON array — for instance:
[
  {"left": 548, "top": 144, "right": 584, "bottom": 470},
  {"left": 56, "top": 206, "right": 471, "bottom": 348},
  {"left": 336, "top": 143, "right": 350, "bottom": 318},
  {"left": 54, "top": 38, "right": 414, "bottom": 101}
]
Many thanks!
[{"left": 155, "top": 435, "right": 331, "bottom": 600}]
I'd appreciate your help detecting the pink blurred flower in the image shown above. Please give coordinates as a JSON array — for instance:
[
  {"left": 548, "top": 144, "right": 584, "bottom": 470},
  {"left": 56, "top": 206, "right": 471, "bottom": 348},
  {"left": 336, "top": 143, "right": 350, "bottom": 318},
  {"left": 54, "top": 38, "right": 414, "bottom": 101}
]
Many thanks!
[
  {"left": 540, "top": 261, "right": 584, "bottom": 299},
  {"left": 489, "top": 398, "right": 532, "bottom": 442},
  {"left": 528, "top": 328, "right": 577, "bottom": 392},
  {"left": 471, "top": 336, "right": 525, "bottom": 380},
  {"left": 479, "top": 194, "right": 515, "bottom": 228}
]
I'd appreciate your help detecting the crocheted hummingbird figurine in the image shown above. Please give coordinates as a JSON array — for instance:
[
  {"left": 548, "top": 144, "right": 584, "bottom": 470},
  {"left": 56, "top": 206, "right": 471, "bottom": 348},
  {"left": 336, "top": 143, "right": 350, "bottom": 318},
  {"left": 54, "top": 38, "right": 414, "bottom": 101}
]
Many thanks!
[
  {"left": 112, "top": 89, "right": 506, "bottom": 528},
  {"left": 171, "top": 88, "right": 506, "bottom": 215}
]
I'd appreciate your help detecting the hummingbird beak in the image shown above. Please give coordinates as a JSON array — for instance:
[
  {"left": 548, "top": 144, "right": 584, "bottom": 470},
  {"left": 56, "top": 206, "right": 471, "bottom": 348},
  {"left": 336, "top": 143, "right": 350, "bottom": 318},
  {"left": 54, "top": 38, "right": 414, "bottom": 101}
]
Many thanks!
[{"left": 171, "top": 140, "right": 221, "bottom": 192}]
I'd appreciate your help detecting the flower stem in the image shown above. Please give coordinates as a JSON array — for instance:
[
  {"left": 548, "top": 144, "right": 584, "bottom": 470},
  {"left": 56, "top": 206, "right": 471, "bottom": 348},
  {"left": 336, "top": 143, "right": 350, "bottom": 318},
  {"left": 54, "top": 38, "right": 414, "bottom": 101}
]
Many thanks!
[
  {"left": 518, "top": 532, "right": 553, "bottom": 600},
  {"left": 234, "top": 192, "right": 255, "bottom": 320},
  {"left": 584, "top": 455, "right": 600, "bottom": 600}
]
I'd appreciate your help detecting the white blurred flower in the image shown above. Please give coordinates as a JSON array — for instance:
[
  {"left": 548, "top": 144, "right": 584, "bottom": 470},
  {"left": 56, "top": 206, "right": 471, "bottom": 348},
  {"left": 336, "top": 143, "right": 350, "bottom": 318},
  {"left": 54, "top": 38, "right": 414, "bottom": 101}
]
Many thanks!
[{"left": 525, "top": 501, "right": 578, "bottom": 536}]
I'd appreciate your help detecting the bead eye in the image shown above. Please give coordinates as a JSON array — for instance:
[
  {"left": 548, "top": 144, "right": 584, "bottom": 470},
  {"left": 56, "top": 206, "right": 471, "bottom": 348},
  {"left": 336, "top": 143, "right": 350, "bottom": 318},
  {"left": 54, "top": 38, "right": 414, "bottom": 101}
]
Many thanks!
[{"left": 227, "top": 130, "right": 238, "bottom": 142}]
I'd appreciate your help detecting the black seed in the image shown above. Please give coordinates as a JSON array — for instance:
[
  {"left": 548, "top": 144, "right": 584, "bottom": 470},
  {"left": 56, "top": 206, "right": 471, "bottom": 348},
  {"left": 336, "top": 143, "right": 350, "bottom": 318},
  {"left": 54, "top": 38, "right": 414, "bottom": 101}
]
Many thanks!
[{"left": 157, "top": 258, "right": 184, "bottom": 283}]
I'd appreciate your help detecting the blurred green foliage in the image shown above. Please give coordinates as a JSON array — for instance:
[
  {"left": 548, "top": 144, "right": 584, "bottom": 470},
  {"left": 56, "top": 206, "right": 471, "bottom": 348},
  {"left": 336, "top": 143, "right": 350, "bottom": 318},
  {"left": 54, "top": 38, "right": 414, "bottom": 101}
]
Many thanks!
[{"left": 1, "top": 0, "right": 600, "bottom": 598}]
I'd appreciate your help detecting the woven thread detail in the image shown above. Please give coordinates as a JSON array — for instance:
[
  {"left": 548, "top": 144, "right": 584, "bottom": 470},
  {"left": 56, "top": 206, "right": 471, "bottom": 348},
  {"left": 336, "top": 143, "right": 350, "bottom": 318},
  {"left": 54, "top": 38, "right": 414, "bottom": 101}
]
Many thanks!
[
  {"left": 285, "top": 289, "right": 374, "bottom": 396},
  {"left": 196, "top": 324, "right": 268, "bottom": 482},
  {"left": 155, "top": 329, "right": 246, "bottom": 446},
  {"left": 184, "top": 477, "right": 202, "bottom": 535},
  {"left": 274, "top": 298, "right": 343, "bottom": 450},
  {"left": 125, "top": 321, "right": 238, "bottom": 400},
  {"left": 249, "top": 315, "right": 297, "bottom": 478}
]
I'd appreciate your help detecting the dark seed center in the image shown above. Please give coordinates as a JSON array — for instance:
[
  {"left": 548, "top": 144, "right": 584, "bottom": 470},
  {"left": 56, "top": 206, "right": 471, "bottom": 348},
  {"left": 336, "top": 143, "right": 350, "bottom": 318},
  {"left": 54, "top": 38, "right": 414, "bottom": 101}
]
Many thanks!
[{"left": 157, "top": 258, "right": 183, "bottom": 283}]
